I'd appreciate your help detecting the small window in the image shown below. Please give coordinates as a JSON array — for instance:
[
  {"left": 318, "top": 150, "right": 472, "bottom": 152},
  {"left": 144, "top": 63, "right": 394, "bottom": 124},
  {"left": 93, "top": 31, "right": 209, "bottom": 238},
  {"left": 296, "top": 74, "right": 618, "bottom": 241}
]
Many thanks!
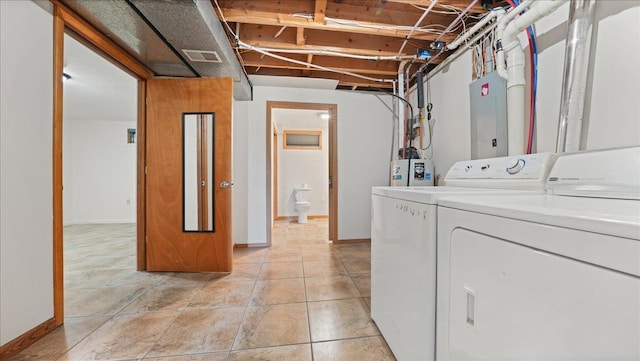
[{"left": 283, "top": 130, "right": 322, "bottom": 150}]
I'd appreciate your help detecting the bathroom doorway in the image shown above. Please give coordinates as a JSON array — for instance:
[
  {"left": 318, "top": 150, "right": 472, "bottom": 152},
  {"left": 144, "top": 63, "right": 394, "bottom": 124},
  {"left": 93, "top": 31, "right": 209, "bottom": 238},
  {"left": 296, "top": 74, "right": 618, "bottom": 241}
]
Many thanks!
[{"left": 266, "top": 101, "right": 337, "bottom": 245}]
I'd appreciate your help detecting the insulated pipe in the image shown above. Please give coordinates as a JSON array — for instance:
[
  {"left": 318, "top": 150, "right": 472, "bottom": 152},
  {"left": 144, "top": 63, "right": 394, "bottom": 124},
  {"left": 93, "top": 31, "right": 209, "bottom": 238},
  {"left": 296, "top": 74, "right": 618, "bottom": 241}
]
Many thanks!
[
  {"left": 498, "top": 0, "right": 566, "bottom": 154},
  {"left": 397, "top": 60, "right": 410, "bottom": 157},
  {"left": 556, "top": 0, "right": 596, "bottom": 153}
]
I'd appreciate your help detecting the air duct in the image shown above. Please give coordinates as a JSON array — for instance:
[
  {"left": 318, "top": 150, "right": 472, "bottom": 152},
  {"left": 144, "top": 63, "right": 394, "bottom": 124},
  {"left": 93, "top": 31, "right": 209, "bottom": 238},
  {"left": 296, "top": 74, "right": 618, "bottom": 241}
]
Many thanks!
[
  {"left": 555, "top": 0, "right": 596, "bottom": 153},
  {"left": 128, "top": 0, "right": 253, "bottom": 100}
]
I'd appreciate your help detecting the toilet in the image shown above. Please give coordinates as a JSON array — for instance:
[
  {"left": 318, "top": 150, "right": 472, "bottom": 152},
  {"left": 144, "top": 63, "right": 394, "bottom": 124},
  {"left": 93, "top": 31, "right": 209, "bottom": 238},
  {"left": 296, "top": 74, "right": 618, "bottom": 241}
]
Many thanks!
[{"left": 294, "top": 185, "right": 312, "bottom": 224}]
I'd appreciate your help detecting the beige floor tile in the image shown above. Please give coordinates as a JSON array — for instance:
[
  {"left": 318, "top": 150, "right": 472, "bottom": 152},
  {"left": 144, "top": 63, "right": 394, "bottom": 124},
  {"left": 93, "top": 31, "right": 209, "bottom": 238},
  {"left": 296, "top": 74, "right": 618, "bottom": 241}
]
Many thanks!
[
  {"left": 143, "top": 353, "right": 228, "bottom": 361},
  {"left": 157, "top": 273, "right": 215, "bottom": 288},
  {"left": 233, "top": 248, "right": 267, "bottom": 264},
  {"left": 305, "top": 276, "right": 361, "bottom": 302},
  {"left": 363, "top": 297, "right": 372, "bottom": 310},
  {"left": 312, "top": 336, "right": 396, "bottom": 361},
  {"left": 58, "top": 311, "right": 180, "bottom": 360},
  {"left": 264, "top": 248, "right": 302, "bottom": 262},
  {"left": 308, "top": 298, "right": 379, "bottom": 342},
  {"left": 105, "top": 270, "right": 167, "bottom": 288},
  {"left": 352, "top": 274, "right": 371, "bottom": 297},
  {"left": 258, "top": 261, "right": 303, "bottom": 279},
  {"left": 65, "top": 285, "right": 147, "bottom": 317},
  {"left": 119, "top": 286, "right": 199, "bottom": 313},
  {"left": 228, "top": 344, "right": 312, "bottom": 361},
  {"left": 8, "top": 316, "right": 111, "bottom": 361},
  {"left": 335, "top": 244, "right": 371, "bottom": 260},
  {"left": 147, "top": 307, "right": 245, "bottom": 356},
  {"left": 249, "top": 278, "right": 306, "bottom": 305},
  {"left": 342, "top": 258, "right": 371, "bottom": 275},
  {"left": 301, "top": 249, "right": 338, "bottom": 261},
  {"left": 233, "top": 303, "right": 310, "bottom": 350},
  {"left": 210, "top": 262, "right": 261, "bottom": 282},
  {"left": 188, "top": 279, "right": 255, "bottom": 308},
  {"left": 302, "top": 259, "right": 347, "bottom": 278},
  {"left": 64, "top": 269, "right": 130, "bottom": 289}
]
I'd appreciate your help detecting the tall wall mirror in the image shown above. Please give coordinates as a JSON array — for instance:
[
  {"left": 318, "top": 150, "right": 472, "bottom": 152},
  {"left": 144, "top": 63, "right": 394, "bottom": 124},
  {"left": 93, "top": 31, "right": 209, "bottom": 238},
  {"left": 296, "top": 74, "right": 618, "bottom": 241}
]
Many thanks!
[{"left": 183, "top": 112, "right": 215, "bottom": 232}]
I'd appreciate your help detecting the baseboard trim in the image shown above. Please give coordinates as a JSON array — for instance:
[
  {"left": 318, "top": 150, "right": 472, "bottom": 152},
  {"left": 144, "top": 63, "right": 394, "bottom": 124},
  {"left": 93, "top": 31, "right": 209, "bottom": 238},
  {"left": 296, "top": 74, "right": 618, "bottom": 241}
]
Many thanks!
[
  {"left": 0, "top": 317, "right": 59, "bottom": 359},
  {"left": 234, "top": 243, "right": 269, "bottom": 249},
  {"left": 63, "top": 220, "right": 136, "bottom": 226},
  {"left": 334, "top": 238, "right": 371, "bottom": 245}
]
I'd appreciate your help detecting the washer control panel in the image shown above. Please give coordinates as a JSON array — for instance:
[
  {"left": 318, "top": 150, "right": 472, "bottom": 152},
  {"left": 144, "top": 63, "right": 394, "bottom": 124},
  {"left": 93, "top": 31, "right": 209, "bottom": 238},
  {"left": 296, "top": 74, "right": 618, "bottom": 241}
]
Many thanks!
[{"left": 444, "top": 153, "right": 557, "bottom": 189}]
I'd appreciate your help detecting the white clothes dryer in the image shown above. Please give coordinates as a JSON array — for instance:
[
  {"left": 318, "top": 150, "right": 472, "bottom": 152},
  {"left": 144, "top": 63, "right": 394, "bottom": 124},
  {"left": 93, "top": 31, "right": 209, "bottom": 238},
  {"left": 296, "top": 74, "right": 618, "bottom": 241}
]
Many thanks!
[
  {"left": 370, "top": 153, "right": 556, "bottom": 361},
  {"left": 436, "top": 147, "right": 640, "bottom": 360}
]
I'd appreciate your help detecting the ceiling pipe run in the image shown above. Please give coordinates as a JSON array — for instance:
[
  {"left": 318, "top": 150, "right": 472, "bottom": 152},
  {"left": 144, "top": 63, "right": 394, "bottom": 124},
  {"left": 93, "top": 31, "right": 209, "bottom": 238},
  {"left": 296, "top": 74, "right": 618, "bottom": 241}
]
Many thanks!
[{"left": 555, "top": 0, "right": 596, "bottom": 153}]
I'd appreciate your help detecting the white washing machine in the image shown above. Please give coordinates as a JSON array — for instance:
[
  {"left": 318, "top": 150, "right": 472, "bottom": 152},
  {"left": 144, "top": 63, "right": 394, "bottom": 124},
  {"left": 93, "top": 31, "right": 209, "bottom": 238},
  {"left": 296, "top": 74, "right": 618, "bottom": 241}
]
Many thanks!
[
  {"left": 371, "top": 153, "right": 556, "bottom": 361},
  {"left": 436, "top": 147, "right": 640, "bottom": 360}
]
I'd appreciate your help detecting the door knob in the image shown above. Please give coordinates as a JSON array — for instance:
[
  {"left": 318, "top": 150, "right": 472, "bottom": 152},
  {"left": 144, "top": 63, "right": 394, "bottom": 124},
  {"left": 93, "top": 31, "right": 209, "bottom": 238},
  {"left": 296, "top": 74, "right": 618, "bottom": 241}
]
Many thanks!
[{"left": 220, "top": 181, "right": 231, "bottom": 188}]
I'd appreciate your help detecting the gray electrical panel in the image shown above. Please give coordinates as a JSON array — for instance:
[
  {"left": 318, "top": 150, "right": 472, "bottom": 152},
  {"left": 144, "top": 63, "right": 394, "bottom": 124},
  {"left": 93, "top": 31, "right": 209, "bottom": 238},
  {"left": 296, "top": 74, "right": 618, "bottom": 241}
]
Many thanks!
[{"left": 469, "top": 72, "right": 508, "bottom": 159}]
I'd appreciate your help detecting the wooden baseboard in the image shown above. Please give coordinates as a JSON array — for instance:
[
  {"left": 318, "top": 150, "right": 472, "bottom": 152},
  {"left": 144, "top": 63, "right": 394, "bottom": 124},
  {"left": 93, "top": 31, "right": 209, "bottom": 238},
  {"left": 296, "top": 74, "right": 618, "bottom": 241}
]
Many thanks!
[
  {"left": 334, "top": 238, "right": 371, "bottom": 245},
  {"left": 234, "top": 243, "right": 269, "bottom": 249},
  {"left": 0, "top": 317, "right": 59, "bottom": 359}
]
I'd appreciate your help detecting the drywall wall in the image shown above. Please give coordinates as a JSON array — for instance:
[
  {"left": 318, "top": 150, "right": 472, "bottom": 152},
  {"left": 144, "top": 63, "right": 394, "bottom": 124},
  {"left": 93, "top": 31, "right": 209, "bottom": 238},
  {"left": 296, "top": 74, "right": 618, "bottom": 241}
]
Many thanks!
[
  {"left": 274, "top": 109, "right": 329, "bottom": 217},
  {"left": 233, "top": 87, "right": 394, "bottom": 244},
  {"left": 0, "top": 0, "right": 54, "bottom": 345},
  {"left": 425, "top": 1, "right": 640, "bottom": 175},
  {"left": 63, "top": 119, "right": 137, "bottom": 224}
]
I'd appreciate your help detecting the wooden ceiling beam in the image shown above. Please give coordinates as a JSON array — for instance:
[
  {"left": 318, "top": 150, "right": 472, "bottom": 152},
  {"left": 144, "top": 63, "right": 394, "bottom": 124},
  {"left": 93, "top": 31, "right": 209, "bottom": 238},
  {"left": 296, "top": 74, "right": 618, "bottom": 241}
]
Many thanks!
[
  {"left": 237, "top": 24, "right": 449, "bottom": 58},
  {"left": 296, "top": 27, "right": 306, "bottom": 45},
  {"left": 245, "top": 67, "right": 395, "bottom": 88},
  {"left": 314, "top": 0, "right": 327, "bottom": 23},
  {"left": 220, "top": 8, "right": 455, "bottom": 41},
  {"left": 240, "top": 51, "right": 415, "bottom": 76}
]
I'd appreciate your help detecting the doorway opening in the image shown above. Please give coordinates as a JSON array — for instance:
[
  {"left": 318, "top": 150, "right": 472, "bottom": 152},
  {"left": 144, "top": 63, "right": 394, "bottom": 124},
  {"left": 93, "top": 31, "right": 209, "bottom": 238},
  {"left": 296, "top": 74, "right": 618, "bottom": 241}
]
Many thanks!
[
  {"left": 266, "top": 101, "right": 338, "bottom": 246},
  {"left": 61, "top": 33, "right": 139, "bottom": 317}
]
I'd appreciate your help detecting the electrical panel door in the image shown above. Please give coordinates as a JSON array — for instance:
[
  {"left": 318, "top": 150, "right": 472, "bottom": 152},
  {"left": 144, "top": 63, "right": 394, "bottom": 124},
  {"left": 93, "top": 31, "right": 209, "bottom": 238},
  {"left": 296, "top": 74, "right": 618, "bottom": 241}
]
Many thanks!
[{"left": 469, "top": 72, "right": 507, "bottom": 159}]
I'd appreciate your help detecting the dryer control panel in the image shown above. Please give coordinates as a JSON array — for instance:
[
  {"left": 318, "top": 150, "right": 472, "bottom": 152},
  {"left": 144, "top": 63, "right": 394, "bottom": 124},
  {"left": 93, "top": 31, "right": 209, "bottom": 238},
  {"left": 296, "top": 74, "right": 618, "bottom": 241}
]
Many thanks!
[{"left": 444, "top": 153, "right": 557, "bottom": 190}]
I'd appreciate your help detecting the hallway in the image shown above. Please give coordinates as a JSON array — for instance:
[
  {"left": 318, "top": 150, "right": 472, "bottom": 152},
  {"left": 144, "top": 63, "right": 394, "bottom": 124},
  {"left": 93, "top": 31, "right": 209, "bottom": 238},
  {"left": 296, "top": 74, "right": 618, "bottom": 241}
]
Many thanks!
[{"left": 10, "top": 222, "right": 394, "bottom": 360}]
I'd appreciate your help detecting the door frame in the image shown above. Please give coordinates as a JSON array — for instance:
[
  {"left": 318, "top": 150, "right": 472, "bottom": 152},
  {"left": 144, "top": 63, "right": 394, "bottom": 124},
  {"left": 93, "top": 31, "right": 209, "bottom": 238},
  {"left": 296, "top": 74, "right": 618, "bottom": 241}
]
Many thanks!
[
  {"left": 266, "top": 101, "right": 338, "bottom": 244},
  {"left": 52, "top": 0, "right": 153, "bottom": 327}
]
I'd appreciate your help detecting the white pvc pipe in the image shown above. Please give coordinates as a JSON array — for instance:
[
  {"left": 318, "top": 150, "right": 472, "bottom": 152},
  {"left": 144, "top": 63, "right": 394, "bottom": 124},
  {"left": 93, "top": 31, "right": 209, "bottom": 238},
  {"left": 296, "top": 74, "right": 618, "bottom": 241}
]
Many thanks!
[
  {"left": 497, "top": 0, "right": 566, "bottom": 154},
  {"left": 398, "top": 0, "right": 438, "bottom": 57},
  {"left": 447, "top": 10, "right": 498, "bottom": 51},
  {"left": 397, "top": 60, "right": 410, "bottom": 156}
]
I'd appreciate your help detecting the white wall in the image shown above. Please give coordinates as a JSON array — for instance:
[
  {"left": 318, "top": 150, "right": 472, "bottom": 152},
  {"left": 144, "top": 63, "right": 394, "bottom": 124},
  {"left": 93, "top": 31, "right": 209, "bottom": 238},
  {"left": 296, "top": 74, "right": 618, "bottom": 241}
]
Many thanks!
[
  {"left": 0, "top": 0, "right": 54, "bottom": 345},
  {"left": 63, "top": 119, "right": 137, "bottom": 224},
  {"left": 233, "top": 87, "right": 394, "bottom": 244},
  {"left": 425, "top": 1, "right": 640, "bottom": 176},
  {"left": 275, "top": 109, "right": 329, "bottom": 217}
]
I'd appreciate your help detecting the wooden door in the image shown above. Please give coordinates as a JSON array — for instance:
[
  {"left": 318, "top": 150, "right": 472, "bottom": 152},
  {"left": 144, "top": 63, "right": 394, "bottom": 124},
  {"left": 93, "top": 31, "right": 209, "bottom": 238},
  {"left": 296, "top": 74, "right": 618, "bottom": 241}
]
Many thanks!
[{"left": 146, "top": 78, "right": 233, "bottom": 272}]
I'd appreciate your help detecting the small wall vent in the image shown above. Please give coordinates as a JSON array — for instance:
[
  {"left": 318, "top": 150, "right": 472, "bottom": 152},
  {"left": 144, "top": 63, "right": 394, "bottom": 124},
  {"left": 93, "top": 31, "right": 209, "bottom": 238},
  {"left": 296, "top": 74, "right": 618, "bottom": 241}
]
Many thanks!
[{"left": 182, "top": 49, "right": 222, "bottom": 63}]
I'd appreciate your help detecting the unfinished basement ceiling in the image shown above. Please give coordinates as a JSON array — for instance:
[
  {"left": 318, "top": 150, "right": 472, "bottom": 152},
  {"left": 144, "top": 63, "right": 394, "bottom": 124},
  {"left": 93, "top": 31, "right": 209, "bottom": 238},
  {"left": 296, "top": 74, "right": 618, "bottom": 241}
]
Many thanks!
[
  {"left": 60, "top": 0, "right": 504, "bottom": 93},
  {"left": 214, "top": 0, "right": 503, "bottom": 90}
]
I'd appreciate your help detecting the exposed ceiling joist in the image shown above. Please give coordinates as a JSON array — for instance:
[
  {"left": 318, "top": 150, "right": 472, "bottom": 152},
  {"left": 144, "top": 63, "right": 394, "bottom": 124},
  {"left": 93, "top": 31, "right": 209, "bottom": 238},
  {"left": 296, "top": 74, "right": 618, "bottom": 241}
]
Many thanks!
[
  {"left": 383, "top": 0, "right": 486, "bottom": 13},
  {"left": 314, "top": 0, "right": 327, "bottom": 23}
]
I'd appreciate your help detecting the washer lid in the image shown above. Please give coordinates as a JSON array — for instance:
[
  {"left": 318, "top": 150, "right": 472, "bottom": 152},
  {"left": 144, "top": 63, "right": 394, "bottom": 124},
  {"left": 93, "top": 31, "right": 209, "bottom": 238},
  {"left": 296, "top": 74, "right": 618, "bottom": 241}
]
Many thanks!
[
  {"left": 439, "top": 193, "right": 640, "bottom": 240},
  {"left": 371, "top": 186, "right": 540, "bottom": 205}
]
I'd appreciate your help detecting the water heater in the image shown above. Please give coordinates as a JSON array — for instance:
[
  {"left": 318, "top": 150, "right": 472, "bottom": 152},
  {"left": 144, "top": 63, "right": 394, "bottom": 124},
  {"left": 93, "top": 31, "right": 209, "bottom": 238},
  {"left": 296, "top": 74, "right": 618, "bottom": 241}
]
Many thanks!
[{"left": 390, "top": 159, "right": 435, "bottom": 186}]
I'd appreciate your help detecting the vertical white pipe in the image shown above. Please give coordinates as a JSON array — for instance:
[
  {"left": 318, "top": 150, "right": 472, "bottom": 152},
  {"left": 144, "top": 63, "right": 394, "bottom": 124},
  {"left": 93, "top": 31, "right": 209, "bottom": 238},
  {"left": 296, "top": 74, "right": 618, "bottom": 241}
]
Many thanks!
[
  {"left": 397, "top": 60, "right": 409, "bottom": 155},
  {"left": 556, "top": 0, "right": 596, "bottom": 153}
]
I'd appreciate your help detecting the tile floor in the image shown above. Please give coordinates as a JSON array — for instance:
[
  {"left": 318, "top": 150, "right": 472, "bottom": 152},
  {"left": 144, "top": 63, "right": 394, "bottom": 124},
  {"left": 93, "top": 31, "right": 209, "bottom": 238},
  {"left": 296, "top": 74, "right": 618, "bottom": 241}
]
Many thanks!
[{"left": 10, "top": 220, "right": 395, "bottom": 361}]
